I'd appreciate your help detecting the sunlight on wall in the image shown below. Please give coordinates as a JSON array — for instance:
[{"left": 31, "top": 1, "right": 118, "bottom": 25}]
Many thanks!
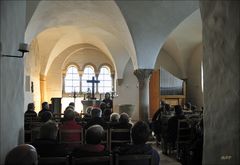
[{"left": 62, "top": 97, "right": 84, "bottom": 113}]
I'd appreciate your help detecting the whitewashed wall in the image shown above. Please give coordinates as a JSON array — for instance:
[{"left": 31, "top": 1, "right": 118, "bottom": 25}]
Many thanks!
[
  {"left": 187, "top": 43, "right": 203, "bottom": 108},
  {"left": 0, "top": 1, "right": 26, "bottom": 163},
  {"left": 114, "top": 59, "right": 139, "bottom": 121}
]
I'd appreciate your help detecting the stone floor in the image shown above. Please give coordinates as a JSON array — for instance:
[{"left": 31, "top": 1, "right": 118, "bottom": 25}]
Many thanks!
[
  {"left": 148, "top": 137, "right": 181, "bottom": 165},
  {"left": 153, "top": 145, "right": 181, "bottom": 165}
]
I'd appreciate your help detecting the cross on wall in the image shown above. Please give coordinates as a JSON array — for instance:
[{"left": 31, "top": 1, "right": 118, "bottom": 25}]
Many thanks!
[{"left": 87, "top": 76, "right": 100, "bottom": 99}]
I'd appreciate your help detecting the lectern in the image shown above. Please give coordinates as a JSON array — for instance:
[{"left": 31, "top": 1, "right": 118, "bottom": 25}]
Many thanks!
[{"left": 51, "top": 97, "right": 62, "bottom": 114}]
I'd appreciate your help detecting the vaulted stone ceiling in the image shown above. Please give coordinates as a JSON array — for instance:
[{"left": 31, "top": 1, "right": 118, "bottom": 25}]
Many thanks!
[{"left": 25, "top": 0, "right": 201, "bottom": 79}]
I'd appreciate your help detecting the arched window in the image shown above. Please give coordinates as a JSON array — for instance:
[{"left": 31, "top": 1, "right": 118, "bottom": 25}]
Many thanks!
[
  {"left": 64, "top": 66, "right": 80, "bottom": 93},
  {"left": 98, "top": 66, "right": 112, "bottom": 93},
  {"left": 82, "top": 65, "right": 95, "bottom": 92}
]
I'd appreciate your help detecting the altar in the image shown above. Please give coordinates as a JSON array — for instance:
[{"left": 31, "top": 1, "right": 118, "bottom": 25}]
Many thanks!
[
  {"left": 81, "top": 76, "right": 102, "bottom": 113},
  {"left": 81, "top": 99, "right": 101, "bottom": 113}
]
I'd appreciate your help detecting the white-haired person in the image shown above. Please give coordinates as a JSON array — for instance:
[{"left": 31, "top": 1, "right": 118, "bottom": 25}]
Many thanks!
[
  {"left": 113, "top": 112, "right": 132, "bottom": 129},
  {"left": 109, "top": 112, "right": 120, "bottom": 127}
]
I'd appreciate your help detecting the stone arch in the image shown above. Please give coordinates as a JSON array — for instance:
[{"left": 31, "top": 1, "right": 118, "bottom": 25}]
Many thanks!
[
  {"left": 98, "top": 63, "right": 114, "bottom": 74},
  {"left": 63, "top": 62, "right": 81, "bottom": 75}
]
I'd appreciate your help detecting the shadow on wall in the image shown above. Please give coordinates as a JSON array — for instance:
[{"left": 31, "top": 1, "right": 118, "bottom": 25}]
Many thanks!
[{"left": 18, "top": 127, "right": 24, "bottom": 145}]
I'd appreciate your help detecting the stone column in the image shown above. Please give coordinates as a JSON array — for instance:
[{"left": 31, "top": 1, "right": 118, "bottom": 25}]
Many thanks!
[
  {"left": 111, "top": 73, "right": 115, "bottom": 91},
  {"left": 200, "top": 1, "right": 240, "bottom": 164},
  {"left": 40, "top": 74, "right": 47, "bottom": 103},
  {"left": 134, "top": 69, "right": 153, "bottom": 121},
  {"left": 79, "top": 70, "right": 83, "bottom": 93}
]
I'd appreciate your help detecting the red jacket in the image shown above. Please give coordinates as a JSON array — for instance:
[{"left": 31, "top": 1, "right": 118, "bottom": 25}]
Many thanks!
[{"left": 59, "top": 120, "right": 82, "bottom": 142}]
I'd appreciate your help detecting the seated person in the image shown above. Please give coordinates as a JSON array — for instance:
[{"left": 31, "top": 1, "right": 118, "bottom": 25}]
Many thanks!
[
  {"left": 112, "top": 113, "right": 132, "bottom": 129},
  {"left": 188, "top": 119, "right": 203, "bottom": 165},
  {"left": 38, "top": 102, "right": 52, "bottom": 118},
  {"left": 117, "top": 121, "right": 160, "bottom": 165},
  {"left": 100, "top": 102, "right": 107, "bottom": 112},
  {"left": 59, "top": 107, "right": 82, "bottom": 148},
  {"left": 109, "top": 113, "right": 120, "bottom": 127},
  {"left": 82, "top": 106, "right": 92, "bottom": 122},
  {"left": 68, "top": 102, "right": 81, "bottom": 121},
  {"left": 110, "top": 113, "right": 132, "bottom": 150},
  {"left": 40, "top": 111, "right": 53, "bottom": 123},
  {"left": 72, "top": 125, "right": 106, "bottom": 156},
  {"left": 31, "top": 120, "right": 67, "bottom": 157},
  {"left": 5, "top": 144, "right": 38, "bottom": 165},
  {"left": 102, "top": 108, "right": 112, "bottom": 122},
  {"left": 85, "top": 107, "right": 108, "bottom": 129},
  {"left": 167, "top": 105, "right": 186, "bottom": 145},
  {"left": 69, "top": 102, "right": 75, "bottom": 109}
]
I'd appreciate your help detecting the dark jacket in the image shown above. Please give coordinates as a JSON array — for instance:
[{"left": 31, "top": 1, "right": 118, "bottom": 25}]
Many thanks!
[
  {"left": 117, "top": 144, "right": 160, "bottom": 165},
  {"left": 32, "top": 138, "right": 68, "bottom": 157}
]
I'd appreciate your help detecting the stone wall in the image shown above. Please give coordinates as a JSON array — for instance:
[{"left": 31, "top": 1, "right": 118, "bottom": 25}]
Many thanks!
[{"left": 200, "top": 1, "right": 240, "bottom": 164}]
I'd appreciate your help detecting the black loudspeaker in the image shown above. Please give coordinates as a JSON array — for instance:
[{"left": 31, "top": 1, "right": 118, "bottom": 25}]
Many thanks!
[{"left": 51, "top": 98, "right": 62, "bottom": 114}]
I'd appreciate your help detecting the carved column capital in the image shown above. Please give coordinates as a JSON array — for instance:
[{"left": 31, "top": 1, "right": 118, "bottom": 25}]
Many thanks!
[{"left": 134, "top": 69, "right": 153, "bottom": 89}]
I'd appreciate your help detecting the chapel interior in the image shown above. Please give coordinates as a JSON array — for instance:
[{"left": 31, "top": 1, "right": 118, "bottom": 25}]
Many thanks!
[{"left": 0, "top": 0, "right": 239, "bottom": 165}]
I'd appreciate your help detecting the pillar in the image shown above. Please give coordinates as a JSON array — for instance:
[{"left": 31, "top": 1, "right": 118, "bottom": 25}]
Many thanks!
[
  {"left": 40, "top": 74, "right": 47, "bottom": 103},
  {"left": 111, "top": 73, "right": 115, "bottom": 91},
  {"left": 200, "top": 1, "right": 240, "bottom": 164},
  {"left": 134, "top": 69, "right": 153, "bottom": 121},
  {"left": 79, "top": 70, "right": 83, "bottom": 93}
]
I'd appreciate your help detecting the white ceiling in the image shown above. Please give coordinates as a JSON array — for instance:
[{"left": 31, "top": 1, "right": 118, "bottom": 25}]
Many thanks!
[{"left": 25, "top": 0, "right": 202, "bottom": 79}]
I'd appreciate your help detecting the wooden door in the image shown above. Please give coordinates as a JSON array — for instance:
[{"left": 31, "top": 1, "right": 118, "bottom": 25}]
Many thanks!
[{"left": 149, "top": 69, "right": 160, "bottom": 119}]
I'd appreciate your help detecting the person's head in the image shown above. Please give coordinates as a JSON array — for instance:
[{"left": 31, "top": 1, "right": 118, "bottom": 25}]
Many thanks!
[
  {"left": 105, "top": 92, "right": 110, "bottom": 99},
  {"left": 40, "top": 120, "right": 58, "bottom": 140},
  {"left": 64, "top": 108, "right": 75, "bottom": 121},
  {"left": 5, "top": 144, "right": 38, "bottom": 165},
  {"left": 100, "top": 102, "right": 107, "bottom": 111},
  {"left": 191, "top": 105, "right": 197, "bottom": 111},
  {"left": 160, "top": 100, "right": 166, "bottom": 108},
  {"left": 86, "top": 125, "right": 104, "bottom": 144},
  {"left": 41, "top": 102, "right": 49, "bottom": 110},
  {"left": 91, "top": 107, "right": 102, "bottom": 118},
  {"left": 164, "top": 104, "right": 171, "bottom": 111},
  {"left": 119, "top": 112, "right": 129, "bottom": 124},
  {"left": 110, "top": 113, "right": 120, "bottom": 122},
  {"left": 132, "top": 121, "right": 151, "bottom": 144},
  {"left": 69, "top": 102, "right": 75, "bottom": 107},
  {"left": 186, "top": 102, "right": 191, "bottom": 109},
  {"left": 174, "top": 105, "right": 183, "bottom": 115},
  {"left": 40, "top": 111, "right": 53, "bottom": 122},
  {"left": 103, "top": 108, "right": 112, "bottom": 121},
  {"left": 27, "top": 103, "right": 35, "bottom": 111},
  {"left": 86, "top": 106, "right": 92, "bottom": 115}
]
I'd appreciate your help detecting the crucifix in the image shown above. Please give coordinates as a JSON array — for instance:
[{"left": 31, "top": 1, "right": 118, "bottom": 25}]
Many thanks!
[{"left": 87, "top": 76, "right": 100, "bottom": 99}]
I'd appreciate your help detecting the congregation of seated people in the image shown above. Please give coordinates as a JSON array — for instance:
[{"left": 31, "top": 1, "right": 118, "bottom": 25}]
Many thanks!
[
  {"left": 21, "top": 101, "right": 161, "bottom": 165},
  {"left": 22, "top": 100, "right": 203, "bottom": 165},
  {"left": 151, "top": 101, "right": 203, "bottom": 165}
]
